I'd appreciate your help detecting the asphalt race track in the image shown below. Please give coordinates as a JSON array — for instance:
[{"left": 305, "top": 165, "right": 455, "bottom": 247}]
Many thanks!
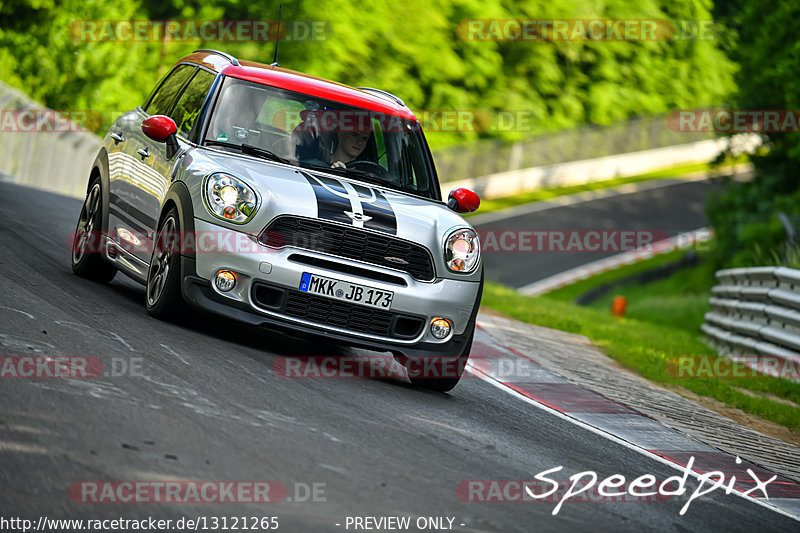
[
  {"left": 0, "top": 181, "right": 795, "bottom": 532},
  {"left": 475, "top": 179, "right": 724, "bottom": 289}
]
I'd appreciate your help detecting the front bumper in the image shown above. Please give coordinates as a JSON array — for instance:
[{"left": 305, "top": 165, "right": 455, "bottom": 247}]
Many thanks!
[{"left": 181, "top": 219, "right": 482, "bottom": 357}]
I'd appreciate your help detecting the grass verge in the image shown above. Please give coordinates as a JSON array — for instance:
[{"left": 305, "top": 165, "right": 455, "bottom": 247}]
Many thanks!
[
  {"left": 481, "top": 280, "right": 800, "bottom": 432},
  {"left": 585, "top": 255, "right": 715, "bottom": 332}
]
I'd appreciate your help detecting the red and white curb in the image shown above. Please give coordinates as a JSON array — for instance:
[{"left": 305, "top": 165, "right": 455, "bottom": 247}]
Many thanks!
[
  {"left": 468, "top": 325, "right": 800, "bottom": 520},
  {"left": 517, "top": 227, "right": 714, "bottom": 296}
]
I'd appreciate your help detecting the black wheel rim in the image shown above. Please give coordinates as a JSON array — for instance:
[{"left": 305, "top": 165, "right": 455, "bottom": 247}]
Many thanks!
[
  {"left": 147, "top": 216, "right": 177, "bottom": 306},
  {"left": 72, "top": 183, "right": 101, "bottom": 265}
]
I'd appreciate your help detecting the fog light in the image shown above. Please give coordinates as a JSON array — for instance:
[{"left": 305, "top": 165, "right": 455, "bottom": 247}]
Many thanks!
[
  {"left": 215, "top": 270, "right": 237, "bottom": 292},
  {"left": 430, "top": 317, "right": 452, "bottom": 339}
]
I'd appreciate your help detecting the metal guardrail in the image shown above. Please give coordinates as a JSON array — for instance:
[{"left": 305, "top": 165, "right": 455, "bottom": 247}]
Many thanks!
[
  {"left": 432, "top": 114, "right": 720, "bottom": 183},
  {"left": 703, "top": 266, "right": 800, "bottom": 380}
]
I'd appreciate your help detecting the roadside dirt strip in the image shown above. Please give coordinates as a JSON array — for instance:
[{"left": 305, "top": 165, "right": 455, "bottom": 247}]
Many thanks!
[{"left": 470, "top": 311, "right": 800, "bottom": 519}]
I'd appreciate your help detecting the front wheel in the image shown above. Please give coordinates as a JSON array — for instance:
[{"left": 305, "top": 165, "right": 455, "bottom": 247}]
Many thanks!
[
  {"left": 145, "top": 208, "right": 186, "bottom": 320},
  {"left": 404, "top": 325, "right": 475, "bottom": 393}
]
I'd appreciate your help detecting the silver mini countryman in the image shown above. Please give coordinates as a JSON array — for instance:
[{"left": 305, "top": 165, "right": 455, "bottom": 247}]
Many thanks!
[{"left": 71, "top": 50, "right": 483, "bottom": 391}]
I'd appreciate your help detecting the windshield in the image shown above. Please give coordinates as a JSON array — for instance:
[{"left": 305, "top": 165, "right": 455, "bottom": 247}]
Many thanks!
[{"left": 204, "top": 76, "right": 441, "bottom": 200}]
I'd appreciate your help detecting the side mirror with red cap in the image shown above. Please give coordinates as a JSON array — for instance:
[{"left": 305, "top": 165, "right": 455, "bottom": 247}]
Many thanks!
[
  {"left": 447, "top": 187, "right": 480, "bottom": 214},
  {"left": 141, "top": 115, "right": 180, "bottom": 159}
]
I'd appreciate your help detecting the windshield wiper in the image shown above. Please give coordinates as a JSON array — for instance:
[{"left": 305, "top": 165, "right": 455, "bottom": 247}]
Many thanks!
[
  {"left": 240, "top": 143, "right": 291, "bottom": 164},
  {"left": 206, "top": 141, "right": 291, "bottom": 165},
  {"left": 345, "top": 167, "right": 401, "bottom": 189},
  {"left": 301, "top": 163, "right": 400, "bottom": 190}
]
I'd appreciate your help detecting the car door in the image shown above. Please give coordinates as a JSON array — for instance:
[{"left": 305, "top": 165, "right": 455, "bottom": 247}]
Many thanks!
[
  {"left": 130, "top": 66, "right": 218, "bottom": 266},
  {"left": 114, "top": 64, "right": 197, "bottom": 269},
  {"left": 106, "top": 71, "right": 181, "bottom": 263},
  {"left": 105, "top": 109, "right": 142, "bottom": 256}
]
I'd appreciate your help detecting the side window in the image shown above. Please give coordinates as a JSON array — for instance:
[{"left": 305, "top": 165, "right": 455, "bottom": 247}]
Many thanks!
[
  {"left": 145, "top": 65, "right": 196, "bottom": 116},
  {"left": 170, "top": 69, "right": 216, "bottom": 138},
  {"left": 403, "top": 136, "right": 427, "bottom": 190},
  {"left": 389, "top": 133, "right": 426, "bottom": 191},
  {"left": 372, "top": 118, "right": 388, "bottom": 168}
]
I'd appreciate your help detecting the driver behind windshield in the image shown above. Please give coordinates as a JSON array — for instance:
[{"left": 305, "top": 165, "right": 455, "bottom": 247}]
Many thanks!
[
  {"left": 290, "top": 109, "right": 394, "bottom": 186},
  {"left": 330, "top": 130, "right": 371, "bottom": 169},
  {"left": 321, "top": 119, "right": 395, "bottom": 185}
]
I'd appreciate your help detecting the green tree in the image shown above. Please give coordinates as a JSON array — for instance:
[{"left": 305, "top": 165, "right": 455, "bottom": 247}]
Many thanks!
[
  {"left": 706, "top": 1, "right": 800, "bottom": 267},
  {"left": 1, "top": 0, "right": 735, "bottom": 149}
]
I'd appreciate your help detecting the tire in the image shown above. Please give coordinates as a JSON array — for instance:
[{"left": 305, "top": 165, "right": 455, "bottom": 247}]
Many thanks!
[
  {"left": 71, "top": 177, "right": 116, "bottom": 284},
  {"left": 405, "top": 324, "right": 475, "bottom": 393},
  {"left": 145, "top": 208, "right": 186, "bottom": 320}
]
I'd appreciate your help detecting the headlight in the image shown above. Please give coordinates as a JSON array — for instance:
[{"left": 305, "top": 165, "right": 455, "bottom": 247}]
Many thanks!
[
  {"left": 444, "top": 228, "right": 480, "bottom": 273},
  {"left": 203, "top": 172, "right": 258, "bottom": 224}
]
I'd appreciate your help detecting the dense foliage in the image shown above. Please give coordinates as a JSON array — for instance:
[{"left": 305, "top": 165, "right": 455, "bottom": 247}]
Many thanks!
[
  {"left": 707, "top": 1, "right": 800, "bottom": 267},
  {"left": 0, "top": 0, "right": 733, "bottom": 148}
]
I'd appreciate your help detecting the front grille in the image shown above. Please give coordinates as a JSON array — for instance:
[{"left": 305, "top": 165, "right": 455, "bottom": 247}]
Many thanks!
[
  {"left": 251, "top": 282, "right": 426, "bottom": 340},
  {"left": 259, "top": 216, "right": 435, "bottom": 281}
]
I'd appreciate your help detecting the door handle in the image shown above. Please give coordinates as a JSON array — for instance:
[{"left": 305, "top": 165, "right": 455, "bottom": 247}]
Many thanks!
[
  {"left": 110, "top": 132, "right": 124, "bottom": 144},
  {"left": 136, "top": 147, "right": 151, "bottom": 161}
]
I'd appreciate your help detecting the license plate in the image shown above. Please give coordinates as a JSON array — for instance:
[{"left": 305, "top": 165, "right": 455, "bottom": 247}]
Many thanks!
[{"left": 298, "top": 273, "right": 393, "bottom": 309}]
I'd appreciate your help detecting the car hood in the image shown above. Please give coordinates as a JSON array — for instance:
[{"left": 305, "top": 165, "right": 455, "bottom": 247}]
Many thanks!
[{"left": 183, "top": 148, "right": 478, "bottom": 276}]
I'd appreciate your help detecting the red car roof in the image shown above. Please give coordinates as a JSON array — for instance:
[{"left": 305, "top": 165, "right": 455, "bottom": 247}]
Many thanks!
[{"left": 182, "top": 52, "right": 417, "bottom": 121}]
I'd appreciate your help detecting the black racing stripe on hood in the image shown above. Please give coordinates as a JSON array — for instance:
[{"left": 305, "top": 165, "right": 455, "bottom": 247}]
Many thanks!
[
  {"left": 314, "top": 174, "right": 347, "bottom": 194},
  {"left": 300, "top": 171, "right": 352, "bottom": 226},
  {"left": 353, "top": 184, "right": 397, "bottom": 235}
]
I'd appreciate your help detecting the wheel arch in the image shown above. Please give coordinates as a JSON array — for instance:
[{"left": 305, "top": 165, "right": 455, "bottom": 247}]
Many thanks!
[
  {"left": 159, "top": 181, "right": 199, "bottom": 293},
  {"left": 160, "top": 180, "right": 195, "bottom": 237}
]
